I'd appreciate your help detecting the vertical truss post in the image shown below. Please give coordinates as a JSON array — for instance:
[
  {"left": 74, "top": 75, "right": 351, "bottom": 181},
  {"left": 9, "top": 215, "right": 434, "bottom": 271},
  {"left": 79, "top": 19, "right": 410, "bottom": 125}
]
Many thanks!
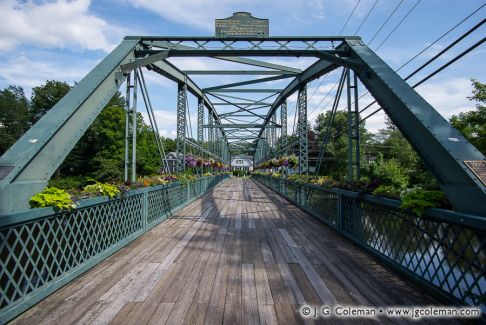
[
  {"left": 176, "top": 82, "right": 187, "bottom": 172},
  {"left": 353, "top": 71, "right": 360, "bottom": 179},
  {"left": 346, "top": 69, "right": 360, "bottom": 181},
  {"left": 124, "top": 73, "right": 131, "bottom": 182},
  {"left": 271, "top": 114, "right": 276, "bottom": 154},
  {"left": 346, "top": 68, "right": 353, "bottom": 181},
  {"left": 297, "top": 84, "right": 308, "bottom": 175},
  {"left": 281, "top": 101, "right": 287, "bottom": 155},
  {"left": 208, "top": 114, "right": 214, "bottom": 157},
  {"left": 131, "top": 70, "right": 138, "bottom": 183},
  {"left": 197, "top": 97, "right": 204, "bottom": 144}
]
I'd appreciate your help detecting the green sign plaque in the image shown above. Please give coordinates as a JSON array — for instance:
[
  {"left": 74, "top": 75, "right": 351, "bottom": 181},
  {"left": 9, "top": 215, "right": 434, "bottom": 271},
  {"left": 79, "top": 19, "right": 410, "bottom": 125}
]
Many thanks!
[
  {"left": 464, "top": 160, "right": 486, "bottom": 186},
  {"left": 216, "top": 12, "right": 269, "bottom": 38}
]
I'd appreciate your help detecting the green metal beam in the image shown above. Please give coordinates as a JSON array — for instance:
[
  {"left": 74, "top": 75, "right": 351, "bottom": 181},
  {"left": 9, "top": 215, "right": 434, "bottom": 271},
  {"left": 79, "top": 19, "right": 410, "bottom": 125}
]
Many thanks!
[
  {"left": 208, "top": 89, "right": 283, "bottom": 93},
  {"left": 203, "top": 75, "right": 293, "bottom": 92},
  {"left": 203, "top": 124, "right": 280, "bottom": 128},
  {"left": 0, "top": 38, "right": 140, "bottom": 214},
  {"left": 147, "top": 60, "right": 226, "bottom": 139},
  {"left": 183, "top": 70, "right": 298, "bottom": 75},
  {"left": 141, "top": 41, "right": 303, "bottom": 73},
  {"left": 120, "top": 50, "right": 169, "bottom": 73},
  {"left": 257, "top": 59, "right": 339, "bottom": 141},
  {"left": 345, "top": 39, "right": 486, "bottom": 215},
  {"left": 213, "top": 103, "right": 272, "bottom": 106}
]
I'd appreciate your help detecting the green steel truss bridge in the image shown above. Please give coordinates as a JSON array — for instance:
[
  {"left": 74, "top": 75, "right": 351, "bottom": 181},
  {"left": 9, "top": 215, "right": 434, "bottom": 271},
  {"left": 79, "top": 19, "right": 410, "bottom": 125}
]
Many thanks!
[
  {"left": 0, "top": 31, "right": 485, "bottom": 323},
  {"left": 0, "top": 35, "right": 484, "bottom": 215}
]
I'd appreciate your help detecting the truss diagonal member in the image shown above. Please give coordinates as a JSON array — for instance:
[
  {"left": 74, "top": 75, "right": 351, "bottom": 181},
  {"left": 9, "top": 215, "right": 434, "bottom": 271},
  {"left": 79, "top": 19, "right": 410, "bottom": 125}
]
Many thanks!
[
  {"left": 142, "top": 41, "right": 303, "bottom": 73},
  {"left": 345, "top": 39, "right": 486, "bottom": 215},
  {"left": 120, "top": 50, "right": 170, "bottom": 73},
  {"left": 258, "top": 59, "right": 339, "bottom": 141},
  {"left": 203, "top": 75, "right": 293, "bottom": 92},
  {"left": 0, "top": 38, "right": 140, "bottom": 214},
  {"left": 148, "top": 59, "right": 225, "bottom": 140}
]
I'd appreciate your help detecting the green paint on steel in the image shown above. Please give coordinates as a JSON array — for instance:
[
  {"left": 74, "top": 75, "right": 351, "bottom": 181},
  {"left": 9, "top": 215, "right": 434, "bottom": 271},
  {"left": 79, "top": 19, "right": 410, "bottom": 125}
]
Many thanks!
[{"left": 0, "top": 38, "right": 140, "bottom": 214}]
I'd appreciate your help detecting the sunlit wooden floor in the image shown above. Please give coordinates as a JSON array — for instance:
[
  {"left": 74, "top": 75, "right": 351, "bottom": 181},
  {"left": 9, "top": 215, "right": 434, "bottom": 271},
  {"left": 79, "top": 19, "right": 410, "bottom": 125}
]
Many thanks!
[{"left": 11, "top": 178, "right": 450, "bottom": 325}]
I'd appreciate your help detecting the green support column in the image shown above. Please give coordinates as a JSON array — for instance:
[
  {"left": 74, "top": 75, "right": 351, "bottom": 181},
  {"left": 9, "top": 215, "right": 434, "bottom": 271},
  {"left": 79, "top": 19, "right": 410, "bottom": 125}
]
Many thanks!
[
  {"left": 208, "top": 114, "right": 214, "bottom": 157},
  {"left": 176, "top": 83, "right": 187, "bottom": 172},
  {"left": 0, "top": 38, "right": 138, "bottom": 214},
  {"left": 197, "top": 97, "right": 204, "bottom": 144},
  {"left": 353, "top": 71, "right": 360, "bottom": 179},
  {"left": 297, "top": 85, "right": 308, "bottom": 175},
  {"left": 346, "top": 68, "right": 353, "bottom": 181},
  {"left": 271, "top": 114, "right": 276, "bottom": 154},
  {"left": 131, "top": 70, "right": 138, "bottom": 183},
  {"left": 281, "top": 101, "right": 287, "bottom": 155},
  {"left": 124, "top": 73, "right": 131, "bottom": 182}
]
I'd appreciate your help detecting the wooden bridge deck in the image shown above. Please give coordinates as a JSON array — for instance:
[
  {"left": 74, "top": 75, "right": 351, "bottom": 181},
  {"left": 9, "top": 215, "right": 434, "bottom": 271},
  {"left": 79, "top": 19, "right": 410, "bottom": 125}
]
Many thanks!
[{"left": 12, "top": 178, "right": 447, "bottom": 325}]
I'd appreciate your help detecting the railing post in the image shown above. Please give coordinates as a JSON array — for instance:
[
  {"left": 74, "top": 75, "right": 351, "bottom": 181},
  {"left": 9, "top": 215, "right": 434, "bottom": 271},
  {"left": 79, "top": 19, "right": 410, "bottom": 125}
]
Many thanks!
[
  {"left": 337, "top": 190, "right": 343, "bottom": 233},
  {"left": 143, "top": 190, "right": 148, "bottom": 230}
]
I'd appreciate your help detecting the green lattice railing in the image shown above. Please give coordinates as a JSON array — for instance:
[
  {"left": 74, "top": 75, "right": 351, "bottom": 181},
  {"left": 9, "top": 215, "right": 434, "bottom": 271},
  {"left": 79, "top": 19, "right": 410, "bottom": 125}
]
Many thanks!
[
  {"left": 253, "top": 174, "right": 485, "bottom": 311},
  {"left": 0, "top": 174, "right": 228, "bottom": 323}
]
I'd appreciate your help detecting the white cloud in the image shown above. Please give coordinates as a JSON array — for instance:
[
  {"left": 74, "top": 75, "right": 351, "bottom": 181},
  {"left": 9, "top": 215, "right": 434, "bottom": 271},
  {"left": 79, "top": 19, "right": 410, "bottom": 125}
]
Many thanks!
[
  {"left": 0, "top": 55, "right": 95, "bottom": 93},
  {"left": 141, "top": 110, "right": 177, "bottom": 138},
  {"left": 125, "top": 0, "right": 245, "bottom": 31},
  {"left": 416, "top": 77, "right": 473, "bottom": 118},
  {"left": 0, "top": 0, "right": 125, "bottom": 52}
]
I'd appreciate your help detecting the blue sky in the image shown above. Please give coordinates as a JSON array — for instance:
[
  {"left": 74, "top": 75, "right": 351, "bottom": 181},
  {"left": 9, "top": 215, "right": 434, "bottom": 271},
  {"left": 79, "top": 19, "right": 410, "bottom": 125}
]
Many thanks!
[{"left": 0, "top": 0, "right": 484, "bottom": 138}]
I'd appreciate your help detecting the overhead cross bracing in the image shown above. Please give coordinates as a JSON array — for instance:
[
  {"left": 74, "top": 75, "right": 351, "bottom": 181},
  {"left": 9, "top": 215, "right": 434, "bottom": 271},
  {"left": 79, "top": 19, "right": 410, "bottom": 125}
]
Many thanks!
[{"left": 0, "top": 36, "right": 484, "bottom": 216}]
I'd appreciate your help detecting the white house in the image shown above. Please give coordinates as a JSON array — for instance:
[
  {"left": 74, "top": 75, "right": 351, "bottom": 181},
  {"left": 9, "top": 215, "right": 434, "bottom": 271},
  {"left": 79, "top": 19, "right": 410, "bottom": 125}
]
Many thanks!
[{"left": 231, "top": 155, "right": 253, "bottom": 171}]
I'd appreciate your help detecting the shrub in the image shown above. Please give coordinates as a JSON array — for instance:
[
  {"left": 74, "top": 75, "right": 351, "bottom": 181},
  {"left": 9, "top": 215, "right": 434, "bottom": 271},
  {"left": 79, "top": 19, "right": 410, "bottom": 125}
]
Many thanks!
[
  {"left": 83, "top": 181, "right": 120, "bottom": 198},
  {"left": 400, "top": 187, "right": 446, "bottom": 216},
  {"left": 371, "top": 158, "right": 409, "bottom": 189},
  {"left": 372, "top": 185, "right": 401, "bottom": 197},
  {"left": 30, "top": 187, "right": 77, "bottom": 210},
  {"left": 233, "top": 170, "right": 245, "bottom": 177}
]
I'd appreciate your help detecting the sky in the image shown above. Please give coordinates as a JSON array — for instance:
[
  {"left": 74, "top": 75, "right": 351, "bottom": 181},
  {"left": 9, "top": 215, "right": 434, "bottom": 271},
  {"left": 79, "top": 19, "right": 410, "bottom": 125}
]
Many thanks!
[{"left": 0, "top": 0, "right": 485, "bottom": 139}]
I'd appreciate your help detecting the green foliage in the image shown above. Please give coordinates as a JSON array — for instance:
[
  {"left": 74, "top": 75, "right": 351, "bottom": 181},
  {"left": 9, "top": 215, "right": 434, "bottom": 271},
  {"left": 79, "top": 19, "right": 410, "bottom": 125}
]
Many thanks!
[
  {"left": 30, "top": 187, "right": 76, "bottom": 210},
  {"left": 30, "top": 80, "right": 71, "bottom": 123},
  {"left": 83, "top": 183, "right": 119, "bottom": 198},
  {"left": 0, "top": 86, "right": 30, "bottom": 155},
  {"left": 83, "top": 180, "right": 120, "bottom": 198},
  {"left": 232, "top": 170, "right": 245, "bottom": 177},
  {"left": 370, "top": 157, "right": 409, "bottom": 189},
  {"left": 48, "top": 176, "right": 87, "bottom": 190},
  {"left": 313, "top": 110, "right": 371, "bottom": 177},
  {"left": 450, "top": 79, "right": 485, "bottom": 155},
  {"left": 400, "top": 187, "right": 446, "bottom": 216},
  {"left": 372, "top": 185, "right": 401, "bottom": 197}
]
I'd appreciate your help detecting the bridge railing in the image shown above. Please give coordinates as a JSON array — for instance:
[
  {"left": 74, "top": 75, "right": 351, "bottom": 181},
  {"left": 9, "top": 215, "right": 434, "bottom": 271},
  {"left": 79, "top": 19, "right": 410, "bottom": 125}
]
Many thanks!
[
  {"left": 0, "top": 174, "right": 229, "bottom": 323},
  {"left": 253, "top": 174, "right": 485, "bottom": 311}
]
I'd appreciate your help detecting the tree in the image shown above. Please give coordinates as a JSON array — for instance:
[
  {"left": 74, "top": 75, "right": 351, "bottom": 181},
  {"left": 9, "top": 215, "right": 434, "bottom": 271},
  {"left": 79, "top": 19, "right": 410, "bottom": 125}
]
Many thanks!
[
  {"left": 0, "top": 86, "right": 30, "bottom": 155},
  {"left": 450, "top": 79, "right": 485, "bottom": 155},
  {"left": 30, "top": 80, "right": 71, "bottom": 123},
  {"left": 313, "top": 110, "right": 370, "bottom": 178}
]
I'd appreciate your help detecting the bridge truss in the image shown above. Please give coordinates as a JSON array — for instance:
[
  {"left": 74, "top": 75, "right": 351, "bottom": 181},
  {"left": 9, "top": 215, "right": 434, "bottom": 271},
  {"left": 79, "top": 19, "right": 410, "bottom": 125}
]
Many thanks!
[{"left": 0, "top": 36, "right": 484, "bottom": 215}]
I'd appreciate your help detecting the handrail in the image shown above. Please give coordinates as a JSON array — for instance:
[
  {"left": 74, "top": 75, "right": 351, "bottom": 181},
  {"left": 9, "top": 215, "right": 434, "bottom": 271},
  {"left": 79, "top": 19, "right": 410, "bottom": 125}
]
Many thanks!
[
  {"left": 253, "top": 174, "right": 485, "bottom": 312},
  {"left": 0, "top": 174, "right": 229, "bottom": 323}
]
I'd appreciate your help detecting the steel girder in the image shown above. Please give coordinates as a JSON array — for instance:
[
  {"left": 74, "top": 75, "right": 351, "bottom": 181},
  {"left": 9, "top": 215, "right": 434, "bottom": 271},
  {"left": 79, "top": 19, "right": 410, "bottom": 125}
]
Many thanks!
[
  {"left": 176, "top": 83, "right": 187, "bottom": 172},
  {"left": 0, "top": 39, "right": 139, "bottom": 214},
  {"left": 0, "top": 35, "right": 483, "bottom": 216},
  {"left": 344, "top": 39, "right": 485, "bottom": 215},
  {"left": 281, "top": 101, "right": 288, "bottom": 154},
  {"left": 197, "top": 98, "right": 204, "bottom": 144},
  {"left": 297, "top": 86, "right": 308, "bottom": 175}
]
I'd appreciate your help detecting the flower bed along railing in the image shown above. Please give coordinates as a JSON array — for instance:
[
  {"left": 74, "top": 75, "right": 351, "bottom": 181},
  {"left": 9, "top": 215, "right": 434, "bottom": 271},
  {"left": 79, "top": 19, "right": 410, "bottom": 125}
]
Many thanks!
[
  {"left": 253, "top": 174, "right": 485, "bottom": 312},
  {"left": 0, "top": 174, "right": 229, "bottom": 323}
]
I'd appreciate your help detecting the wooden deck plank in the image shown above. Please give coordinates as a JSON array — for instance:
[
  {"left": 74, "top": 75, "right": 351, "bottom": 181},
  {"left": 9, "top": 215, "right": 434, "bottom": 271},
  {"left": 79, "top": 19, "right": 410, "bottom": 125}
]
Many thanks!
[{"left": 11, "top": 178, "right": 454, "bottom": 325}]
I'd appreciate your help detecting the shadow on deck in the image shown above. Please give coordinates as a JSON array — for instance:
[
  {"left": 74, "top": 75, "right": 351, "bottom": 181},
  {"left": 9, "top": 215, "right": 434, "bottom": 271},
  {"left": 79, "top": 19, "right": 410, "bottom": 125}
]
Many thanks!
[{"left": 11, "top": 178, "right": 458, "bottom": 324}]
